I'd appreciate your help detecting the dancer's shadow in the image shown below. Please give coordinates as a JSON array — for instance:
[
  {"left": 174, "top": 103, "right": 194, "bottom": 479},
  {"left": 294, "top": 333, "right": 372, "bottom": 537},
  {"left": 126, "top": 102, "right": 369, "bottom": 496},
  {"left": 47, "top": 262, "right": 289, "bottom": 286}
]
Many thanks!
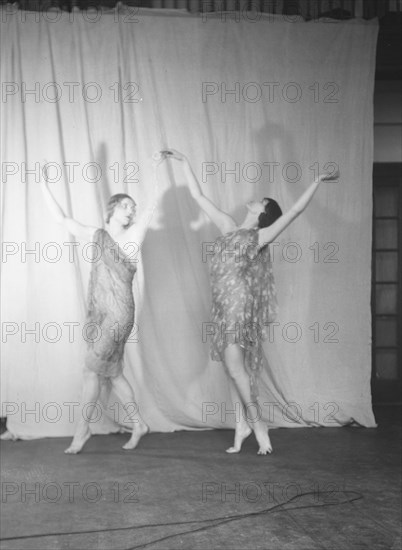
[
  {"left": 137, "top": 185, "right": 223, "bottom": 422},
  {"left": 252, "top": 121, "right": 346, "bottom": 417},
  {"left": 143, "top": 185, "right": 212, "bottom": 317},
  {"left": 94, "top": 141, "right": 113, "bottom": 212}
]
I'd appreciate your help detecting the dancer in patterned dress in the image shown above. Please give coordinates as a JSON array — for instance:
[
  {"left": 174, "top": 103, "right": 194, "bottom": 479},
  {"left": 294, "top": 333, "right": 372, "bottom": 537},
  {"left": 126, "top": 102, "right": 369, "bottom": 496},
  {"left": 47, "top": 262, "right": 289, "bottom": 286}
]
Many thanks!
[
  {"left": 39, "top": 157, "right": 165, "bottom": 453},
  {"left": 162, "top": 149, "right": 336, "bottom": 455}
]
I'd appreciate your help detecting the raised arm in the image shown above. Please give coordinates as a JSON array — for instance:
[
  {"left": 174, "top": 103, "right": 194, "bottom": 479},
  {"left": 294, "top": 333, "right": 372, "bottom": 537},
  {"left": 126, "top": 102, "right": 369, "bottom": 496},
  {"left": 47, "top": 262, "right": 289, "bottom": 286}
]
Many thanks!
[
  {"left": 258, "top": 171, "right": 339, "bottom": 247},
  {"left": 123, "top": 156, "right": 164, "bottom": 245},
  {"left": 163, "top": 149, "right": 237, "bottom": 234},
  {"left": 40, "top": 164, "right": 97, "bottom": 240}
]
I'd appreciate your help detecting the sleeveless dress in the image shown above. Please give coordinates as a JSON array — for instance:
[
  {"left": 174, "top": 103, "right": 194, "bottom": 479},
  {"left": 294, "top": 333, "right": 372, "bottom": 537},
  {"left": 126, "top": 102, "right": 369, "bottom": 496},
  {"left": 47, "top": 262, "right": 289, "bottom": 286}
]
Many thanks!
[
  {"left": 85, "top": 229, "right": 137, "bottom": 378},
  {"left": 209, "top": 228, "right": 278, "bottom": 398}
]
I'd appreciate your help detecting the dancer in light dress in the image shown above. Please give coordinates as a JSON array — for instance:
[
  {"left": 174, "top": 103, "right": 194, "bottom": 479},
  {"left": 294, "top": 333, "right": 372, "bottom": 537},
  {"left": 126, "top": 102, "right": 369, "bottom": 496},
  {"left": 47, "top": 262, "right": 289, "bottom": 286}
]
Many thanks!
[
  {"left": 37, "top": 156, "right": 164, "bottom": 453},
  {"left": 162, "top": 149, "right": 337, "bottom": 454}
]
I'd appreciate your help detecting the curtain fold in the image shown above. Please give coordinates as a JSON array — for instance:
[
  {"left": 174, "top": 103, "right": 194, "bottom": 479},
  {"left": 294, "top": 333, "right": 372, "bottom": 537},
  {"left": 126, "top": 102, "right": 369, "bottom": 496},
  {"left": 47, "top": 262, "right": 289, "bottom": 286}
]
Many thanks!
[{"left": 1, "top": 8, "right": 378, "bottom": 436}]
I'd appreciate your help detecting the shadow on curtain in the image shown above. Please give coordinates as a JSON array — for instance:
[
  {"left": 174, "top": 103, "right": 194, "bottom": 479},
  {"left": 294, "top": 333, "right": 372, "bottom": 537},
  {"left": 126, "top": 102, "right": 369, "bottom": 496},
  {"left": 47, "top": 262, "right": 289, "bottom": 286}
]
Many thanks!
[{"left": 0, "top": 8, "right": 378, "bottom": 436}]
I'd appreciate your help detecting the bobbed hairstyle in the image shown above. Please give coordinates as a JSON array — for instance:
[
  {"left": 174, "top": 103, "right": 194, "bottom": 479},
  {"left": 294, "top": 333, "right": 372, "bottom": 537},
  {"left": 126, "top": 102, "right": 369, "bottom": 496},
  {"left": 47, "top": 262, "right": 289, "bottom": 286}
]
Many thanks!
[
  {"left": 105, "top": 194, "right": 136, "bottom": 224},
  {"left": 258, "top": 198, "right": 282, "bottom": 229}
]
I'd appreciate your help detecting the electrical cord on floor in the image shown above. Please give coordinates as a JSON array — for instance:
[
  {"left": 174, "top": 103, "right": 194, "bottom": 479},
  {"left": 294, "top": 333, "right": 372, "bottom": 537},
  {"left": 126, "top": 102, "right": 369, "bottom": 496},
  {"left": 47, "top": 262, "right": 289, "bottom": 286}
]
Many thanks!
[
  {"left": 126, "top": 491, "right": 364, "bottom": 550},
  {"left": 0, "top": 490, "right": 363, "bottom": 548}
]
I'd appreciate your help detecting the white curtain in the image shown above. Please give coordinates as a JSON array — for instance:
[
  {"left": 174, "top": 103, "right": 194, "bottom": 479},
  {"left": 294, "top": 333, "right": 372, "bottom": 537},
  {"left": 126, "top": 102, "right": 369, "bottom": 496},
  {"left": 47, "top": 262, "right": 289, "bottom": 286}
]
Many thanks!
[{"left": 1, "top": 8, "right": 378, "bottom": 437}]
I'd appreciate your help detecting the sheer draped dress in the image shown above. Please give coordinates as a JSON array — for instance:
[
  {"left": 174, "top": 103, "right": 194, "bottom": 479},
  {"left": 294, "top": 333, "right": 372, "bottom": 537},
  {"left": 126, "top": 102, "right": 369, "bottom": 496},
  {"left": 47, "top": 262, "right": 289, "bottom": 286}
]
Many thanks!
[
  {"left": 85, "top": 228, "right": 137, "bottom": 378},
  {"left": 209, "top": 228, "right": 278, "bottom": 398}
]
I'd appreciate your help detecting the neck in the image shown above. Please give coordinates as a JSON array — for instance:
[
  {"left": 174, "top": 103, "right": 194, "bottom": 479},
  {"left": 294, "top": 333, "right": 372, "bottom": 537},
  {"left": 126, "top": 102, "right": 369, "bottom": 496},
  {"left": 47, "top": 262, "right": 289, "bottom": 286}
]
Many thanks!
[
  {"left": 106, "top": 219, "right": 126, "bottom": 238},
  {"left": 239, "top": 212, "right": 259, "bottom": 230}
]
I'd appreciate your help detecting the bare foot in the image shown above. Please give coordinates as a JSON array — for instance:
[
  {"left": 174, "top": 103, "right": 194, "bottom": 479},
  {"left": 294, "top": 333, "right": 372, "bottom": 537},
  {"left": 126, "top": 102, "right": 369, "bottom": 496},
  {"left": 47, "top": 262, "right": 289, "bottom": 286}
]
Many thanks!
[
  {"left": 122, "top": 423, "right": 149, "bottom": 450},
  {"left": 254, "top": 425, "right": 273, "bottom": 455},
  {"left": 0, "top": 430, "right": 17, "bottom": 441},
  {"left": 226, "top": 425, "right": 252, "bottom": 454},
  {"left": 64, "top": 426, "right": 91, "bottom": 454}
]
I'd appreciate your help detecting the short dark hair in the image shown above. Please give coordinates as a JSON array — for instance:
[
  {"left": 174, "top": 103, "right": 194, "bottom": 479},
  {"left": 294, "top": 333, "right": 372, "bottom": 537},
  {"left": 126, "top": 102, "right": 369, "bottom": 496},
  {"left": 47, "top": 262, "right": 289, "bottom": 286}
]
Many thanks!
[
  {"left": 258, "top": 198, "right": 282, "bottom": 229},
  {"left": 105, "top": 194, "right": 136, "bottom": 224}
]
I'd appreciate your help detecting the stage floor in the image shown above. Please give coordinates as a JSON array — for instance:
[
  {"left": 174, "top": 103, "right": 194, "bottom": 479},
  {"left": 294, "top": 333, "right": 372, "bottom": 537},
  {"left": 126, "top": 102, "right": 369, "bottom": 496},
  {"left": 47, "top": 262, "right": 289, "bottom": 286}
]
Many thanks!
[{"left": 0, "top": 405, "right": 401, "bottom": 550}]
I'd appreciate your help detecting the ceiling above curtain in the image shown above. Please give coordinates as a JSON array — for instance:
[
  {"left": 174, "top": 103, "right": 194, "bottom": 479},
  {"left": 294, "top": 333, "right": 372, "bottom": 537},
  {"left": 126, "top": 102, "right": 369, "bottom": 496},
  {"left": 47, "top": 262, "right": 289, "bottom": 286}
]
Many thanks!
[{"left": 1, "top": 0, "right": 400, "bottom": 19}]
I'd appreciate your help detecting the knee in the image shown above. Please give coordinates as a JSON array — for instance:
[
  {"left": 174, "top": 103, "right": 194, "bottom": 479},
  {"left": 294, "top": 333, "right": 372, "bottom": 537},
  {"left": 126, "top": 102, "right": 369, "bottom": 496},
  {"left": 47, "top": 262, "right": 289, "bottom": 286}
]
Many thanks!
[
  {"left": 225, "top": 360, "right": 245, "bottom": 381},
  {"left": 224, "top": 346, "right": 245, "bottom": 380},
  {"left": 83, "top": 368, "right": 101, "bottom": 385},
  {"left": 112, "top": 374, "right": 125, "bottom": 385}
]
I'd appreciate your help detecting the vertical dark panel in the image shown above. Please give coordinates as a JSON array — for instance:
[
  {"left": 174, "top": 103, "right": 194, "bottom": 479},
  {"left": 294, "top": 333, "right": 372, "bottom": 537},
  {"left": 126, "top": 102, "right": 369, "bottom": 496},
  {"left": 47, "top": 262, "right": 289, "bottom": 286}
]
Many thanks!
[{"left": 372, "top": 163, "right": 402, "bottom": 402}]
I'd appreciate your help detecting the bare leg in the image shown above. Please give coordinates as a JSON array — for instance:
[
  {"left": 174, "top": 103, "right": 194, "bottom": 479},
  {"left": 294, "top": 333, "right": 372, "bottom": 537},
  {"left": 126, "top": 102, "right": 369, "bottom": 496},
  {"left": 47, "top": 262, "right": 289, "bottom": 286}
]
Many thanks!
[
  {"left": 110, "top": 374, "right": 148, "bottom": 450},
  {"left": 64, "top": 368, "right": 101, "bottom": 454},
  {"left": 225, "top": 380, "right": 252, "bottom": 454},
  {"left": 224, "top": 345, "right": 272, "bottom": 455}
]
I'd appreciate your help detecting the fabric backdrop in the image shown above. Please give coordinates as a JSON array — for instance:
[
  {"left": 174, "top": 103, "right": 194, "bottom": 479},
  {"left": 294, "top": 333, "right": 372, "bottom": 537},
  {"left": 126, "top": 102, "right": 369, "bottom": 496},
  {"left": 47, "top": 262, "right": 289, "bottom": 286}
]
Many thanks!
[{"left": 0, "top": 7, "right": 378, "bottom": 437}]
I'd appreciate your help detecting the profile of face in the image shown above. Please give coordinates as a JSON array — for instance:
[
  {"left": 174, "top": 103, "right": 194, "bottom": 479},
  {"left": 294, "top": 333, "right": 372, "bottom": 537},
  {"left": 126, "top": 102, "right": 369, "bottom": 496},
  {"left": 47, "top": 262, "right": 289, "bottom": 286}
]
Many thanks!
[
  {"left": 246, "top": 198, "right": 269, "bottom": 215},
  {"left": 108, "top": 197, "right": 137, "bottom": 228}
]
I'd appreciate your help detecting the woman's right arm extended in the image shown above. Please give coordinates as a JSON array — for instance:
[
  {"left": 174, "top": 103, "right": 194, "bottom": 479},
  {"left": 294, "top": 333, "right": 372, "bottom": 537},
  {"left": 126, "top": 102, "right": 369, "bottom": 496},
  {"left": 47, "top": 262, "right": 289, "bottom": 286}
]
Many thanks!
[
  {"left": 40, "top": 167, "right": 97, "bottom": 240},
  {"left": 163, "top": 149, "right": 237, "bottom": 234}
]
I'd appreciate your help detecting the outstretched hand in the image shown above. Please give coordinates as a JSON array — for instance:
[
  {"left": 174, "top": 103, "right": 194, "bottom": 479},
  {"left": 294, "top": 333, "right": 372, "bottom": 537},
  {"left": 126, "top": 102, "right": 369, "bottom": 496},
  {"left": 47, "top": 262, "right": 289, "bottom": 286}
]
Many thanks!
[
  {"left": 160, "top": 149, "right": 186, "bottom": 161},
  {"left": 317, "top": 170, "right": 340, "bottom": 182},
  {"left": 152, "top": 149, "right": 187, "bottom": 166}
]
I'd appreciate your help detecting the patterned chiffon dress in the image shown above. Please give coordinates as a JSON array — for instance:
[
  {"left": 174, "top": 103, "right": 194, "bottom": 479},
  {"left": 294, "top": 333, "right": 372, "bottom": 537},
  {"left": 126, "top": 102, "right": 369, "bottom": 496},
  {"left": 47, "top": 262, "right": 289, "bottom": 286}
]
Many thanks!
[
  {"left": 85, "top": 229, "right": 137, "bottom": 378},
  {"left": 209, "top": 228, "right": 278, "bottom": 398}
]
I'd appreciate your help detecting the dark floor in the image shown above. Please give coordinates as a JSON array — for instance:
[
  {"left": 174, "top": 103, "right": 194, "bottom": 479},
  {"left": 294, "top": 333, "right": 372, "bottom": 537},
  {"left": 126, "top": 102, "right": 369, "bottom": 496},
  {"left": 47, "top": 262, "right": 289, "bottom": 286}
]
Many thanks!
[{"left": 0, "top": 406, "right": 401, "bottom": 550}]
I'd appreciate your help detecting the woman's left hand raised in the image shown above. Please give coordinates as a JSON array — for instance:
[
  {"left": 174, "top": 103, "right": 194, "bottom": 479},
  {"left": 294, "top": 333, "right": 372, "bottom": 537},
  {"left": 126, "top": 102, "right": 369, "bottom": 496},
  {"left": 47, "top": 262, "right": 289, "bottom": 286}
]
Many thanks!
[
  {"left": 152, "top": 150, "right": 180, "bottom": 165},
  {"left": 317, "top": 170, "right": 340, "bottom": 182},
  {"left": 159, "top": 149, "right": 186, "bottom": 162}
]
